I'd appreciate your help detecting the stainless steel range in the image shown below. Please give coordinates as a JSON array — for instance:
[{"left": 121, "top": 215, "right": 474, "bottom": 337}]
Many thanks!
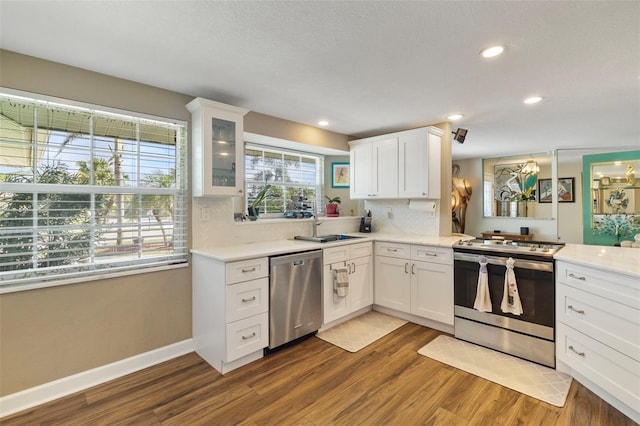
[{"left": 453, "top": 238, "right": 564, "bottom": 367}]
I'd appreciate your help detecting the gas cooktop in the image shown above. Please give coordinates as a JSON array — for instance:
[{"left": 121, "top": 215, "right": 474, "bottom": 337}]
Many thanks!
[{"left": 454, "top": 238, "right": 565, "bottom": 257}]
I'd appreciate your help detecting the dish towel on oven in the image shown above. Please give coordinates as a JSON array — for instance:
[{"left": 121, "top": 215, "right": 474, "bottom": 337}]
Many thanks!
[
  {"left": 334, "top": 268, "right": 349, "bottom": 297},
  {"left": 473, "top": 255, "right": 492, "bottom": 312},
  {"left": 501, "top": 257, "right": 523, "bottom": 315}
]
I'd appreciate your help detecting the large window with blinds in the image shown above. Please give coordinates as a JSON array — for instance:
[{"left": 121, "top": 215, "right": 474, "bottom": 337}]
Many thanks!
[
  {"left": 245, "top": 144, "right": 323, "bottom": 216},
  {"left": 0, "top": 90, "right": 188, "bottom": 291}
]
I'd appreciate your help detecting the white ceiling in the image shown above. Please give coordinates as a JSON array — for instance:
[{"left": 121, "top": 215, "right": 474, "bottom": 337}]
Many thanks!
[{"left": 1, "top": 1, "right": 638, "bottom": 160}]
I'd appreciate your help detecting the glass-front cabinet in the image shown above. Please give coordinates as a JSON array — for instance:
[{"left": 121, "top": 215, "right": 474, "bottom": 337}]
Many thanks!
[
  {"left": 583, "top": 150, "right": 640, "bottom": 245},
  {"left": 186, "top": 98, "right": 249, "bottom": 197}
]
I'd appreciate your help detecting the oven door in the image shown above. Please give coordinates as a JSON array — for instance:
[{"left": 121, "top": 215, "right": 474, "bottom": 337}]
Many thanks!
[{"left": 454, "top": 252, "right": 555, "bottom": 336}]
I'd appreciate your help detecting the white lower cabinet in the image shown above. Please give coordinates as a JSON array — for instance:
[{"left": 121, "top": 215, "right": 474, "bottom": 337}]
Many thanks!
[
  {"left": 323, "top": 242, "right": 373, "bottom": 325},
  {"left": 375, "top": 242, "right": 453, "bottom": 326},
  {"left": 192, "top": 254, "right": 269, "bottom": 374},
  {"left": 556, "top": 261, "right": 640, "bottom": 423}
]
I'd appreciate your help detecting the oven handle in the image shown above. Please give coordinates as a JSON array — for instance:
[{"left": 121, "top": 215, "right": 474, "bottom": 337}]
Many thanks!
[{"left": 454, "top": 252, "right": 553, "bottom": 272}]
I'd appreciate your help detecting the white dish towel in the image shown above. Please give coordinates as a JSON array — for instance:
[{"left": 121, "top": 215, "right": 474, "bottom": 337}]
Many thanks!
[
  {"left": 473, "top": 255, "right": 492, "bottom": 312},
  {"left": 334, "top": 268, "right": 349, "bottom": 297},
  {"left": 501, "top": 257, "right": 523, "bottom": 315}
]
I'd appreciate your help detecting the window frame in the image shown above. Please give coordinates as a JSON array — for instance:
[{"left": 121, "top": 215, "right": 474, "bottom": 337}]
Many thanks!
[
  {"left": 244, "top": 142, "right": 324, "bottom": 218},
  {"left": 0, "top": 88, "right": 189, "bottom": 293}
]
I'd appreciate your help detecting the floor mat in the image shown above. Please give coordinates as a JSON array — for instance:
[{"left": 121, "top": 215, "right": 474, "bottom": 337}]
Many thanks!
[
  {"left": 418, "top": 335, "right": 572, "bottom": 407},
  {"left": 316, "top": 311, "right": 408, "bottom": 352}
]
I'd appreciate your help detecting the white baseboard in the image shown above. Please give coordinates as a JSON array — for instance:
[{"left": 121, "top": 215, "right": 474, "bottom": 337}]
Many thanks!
[{"left": 0, "top": 338, "right": 194, "bottom": 418}]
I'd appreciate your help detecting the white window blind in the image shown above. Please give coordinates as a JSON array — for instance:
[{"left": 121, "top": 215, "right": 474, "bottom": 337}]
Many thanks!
[
  {"left": 245, "top": 144, "right": 323, "bottom": 215},
  {"left": 0, "top": 90, "right": 188, "bottom": 290}
]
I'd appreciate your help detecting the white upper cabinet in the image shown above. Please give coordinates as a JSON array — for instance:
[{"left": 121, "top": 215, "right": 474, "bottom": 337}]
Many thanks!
[
  {"left": 349, "top": 126, "right": 442, "bottom": 200},
  {"left": 350, "top": 137, "right": 398, "bottom": 199},
  {"left": 186, "top": 98, "right": 249, "bottom": 197},
  {"left": 399, "top": 127, "right": 442, "bottom": 199}
]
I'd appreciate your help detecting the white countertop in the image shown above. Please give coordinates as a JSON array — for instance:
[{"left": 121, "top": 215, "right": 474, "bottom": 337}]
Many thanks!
[
  {"left": 190, "top": 233, "right": 473, "bottom": 262},
  {"left": 554, "top": 243, "right": 640, "bottom": 278}
]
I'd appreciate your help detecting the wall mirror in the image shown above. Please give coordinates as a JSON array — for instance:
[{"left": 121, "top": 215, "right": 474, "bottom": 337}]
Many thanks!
[
  {"left": 482, "top": 152, "right": 555, "bottom": 219},
  {"left": 583, "top": 150, "right": 640, "bottom": 245}
]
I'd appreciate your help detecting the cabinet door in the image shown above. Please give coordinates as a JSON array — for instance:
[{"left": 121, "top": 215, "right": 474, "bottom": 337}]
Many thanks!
[
  {"left": 372, "top": 137, "right": 398, "bottom": 198},
  {"left": 350, "top": 142, "right": 373, "bottom": 199},
  {"left": 410, "top": 260, "right": 454, "bottom": 325},
  {"left": 399, "top": 128, "right": 441, "bottom": 199},
  {"left": 349, "top": 255, "right": 373, "bottom": 312},
  {"left": 186, "top": 98, "right": 248, "bottom": 197},
  {"left": 323, "top": 262, "right": 349, "bottom": 324},
  {"left": 399, "top": 129, "right": 428, "bottom": 198},
  {"left": 374, "top": 255, "right": 411, "bottom": 312}
]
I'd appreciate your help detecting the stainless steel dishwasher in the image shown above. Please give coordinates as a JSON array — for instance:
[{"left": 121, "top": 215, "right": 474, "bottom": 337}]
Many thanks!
[{"left": 268, "top": 249, "right": 323, "bottom": 349}]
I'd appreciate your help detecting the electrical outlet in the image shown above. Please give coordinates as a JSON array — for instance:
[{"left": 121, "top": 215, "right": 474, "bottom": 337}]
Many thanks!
[{"left": 200, "top": 207, "right": 212, "bottom": 221}]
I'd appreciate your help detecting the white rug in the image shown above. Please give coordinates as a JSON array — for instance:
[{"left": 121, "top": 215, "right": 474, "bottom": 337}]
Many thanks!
[
  {"left": 316, "top": 311, "right": 408, "bottom": 352},
  {"left": 418, "top": 335, "right": 572, "bottom": 407}
]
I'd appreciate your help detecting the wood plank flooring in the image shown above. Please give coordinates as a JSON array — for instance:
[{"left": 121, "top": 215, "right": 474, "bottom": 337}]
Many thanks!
[{"left": 3, "top": 323, "right": 636, "bottom": 425}]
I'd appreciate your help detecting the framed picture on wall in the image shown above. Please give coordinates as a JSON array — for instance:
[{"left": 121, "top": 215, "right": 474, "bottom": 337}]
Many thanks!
[
  {"left": 538, "top": 177, "right": 575, "bottom": 203},
  {"left": 558, "top": 177, "right": 575, "bottom": 202},
  {"left": 331, "top": 162, "right": 350, "bottom": 188}
]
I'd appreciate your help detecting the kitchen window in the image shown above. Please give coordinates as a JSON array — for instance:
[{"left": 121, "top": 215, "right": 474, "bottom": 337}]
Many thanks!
[
  {"left": 0, "top": 90, "right": 188, "bottom": 291},
  {"left": 245, "top": 144, "right": 323, "bottom": 216}
]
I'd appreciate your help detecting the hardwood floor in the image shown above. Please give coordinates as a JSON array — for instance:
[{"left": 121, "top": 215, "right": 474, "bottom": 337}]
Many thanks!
[{"left": 3, "top": 323, "right": 635, "bottom": 425}]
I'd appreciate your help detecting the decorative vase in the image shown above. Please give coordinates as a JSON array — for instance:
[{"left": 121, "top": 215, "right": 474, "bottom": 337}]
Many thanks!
[
  {"left": 247, "top": 207, "right": 259, "bottom": 220},
  {"left": 326, "top": 204, "right": 339, "bottom": 217}
]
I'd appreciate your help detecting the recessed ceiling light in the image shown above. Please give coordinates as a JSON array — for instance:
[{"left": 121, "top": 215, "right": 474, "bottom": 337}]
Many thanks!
[
  {"left": 480, "top": 45, "right": 504, "bottom": 58},
  {"left": 318, "top": 120, "right": 329, "bottom": 126},
  {"left": 524, "top": 96, "right": 543, "bottom": 104},
  {"left": 447, "top": 114, "right": 463, "bottom": 121}
]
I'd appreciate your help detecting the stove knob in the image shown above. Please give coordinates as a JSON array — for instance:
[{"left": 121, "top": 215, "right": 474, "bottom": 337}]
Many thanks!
[
  {"left": 466, "top": 241, "right": 473, "bottom": 246},
  {"left": 542, "top": 245, "right": 550, "bottom": 252},
  {"left": 457, "top": 239, "right": 464, "bottom": 245},
  {"left": 529, "top": 245, "right": 537, "bottom": 251}
]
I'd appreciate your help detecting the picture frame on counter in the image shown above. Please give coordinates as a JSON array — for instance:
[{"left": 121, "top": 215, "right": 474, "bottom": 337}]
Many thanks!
[
  {"left": 331, "top": 162, "right": 350, "bottom": 188},
  {"left": 538, "top": 177, "right": 575, "bottom": 203}
]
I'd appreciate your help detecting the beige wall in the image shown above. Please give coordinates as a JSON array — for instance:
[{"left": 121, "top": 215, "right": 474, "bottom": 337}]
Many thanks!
[
  {"left": 0, "top": 49, "right": 356, "bottom": 396},
  {"left": 0, "top": 50, "right": 195, "bottom": 396}
]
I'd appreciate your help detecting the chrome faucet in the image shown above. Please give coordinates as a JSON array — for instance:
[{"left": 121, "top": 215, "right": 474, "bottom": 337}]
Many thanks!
[{"left": 312, "top": 203, "right": 323, "bottom": 237}]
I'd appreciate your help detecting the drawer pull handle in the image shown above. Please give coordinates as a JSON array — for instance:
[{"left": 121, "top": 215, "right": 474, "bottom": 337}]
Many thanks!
[
  {"left": 242, "top": 296, "right": 257, "bottom": 303},
  {"left": 242, "top": 332, "right": 256, "bottom": 340},
  {"left": 568, "top": 305, "right": 585, "bottom": 314},
  {"left": 241, "top": 267, "right": 257, "bottom": 273},
  {"left": 423, "top": 252, "right": 438, "bottom": 257},
  {"left": 568, "top": 273, "right": 586, "bottom": 281},
  {"left": 568, "top": 345, "right": 585, "bottom": 357},
  {"left": 387, "top": 248, "right": 398, "bottom": 252}
]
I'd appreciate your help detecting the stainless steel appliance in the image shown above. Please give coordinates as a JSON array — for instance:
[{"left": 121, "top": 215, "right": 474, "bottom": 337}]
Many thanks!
[
  {"left": 453, "top": 238, "right": 564, "bottom": 367},
  {"left": 269, "top": 250, "right": 323, "bottom": 349}
]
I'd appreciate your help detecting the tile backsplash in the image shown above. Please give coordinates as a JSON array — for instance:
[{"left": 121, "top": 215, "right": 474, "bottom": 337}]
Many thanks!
[
  {"left": 364, "top": 199, "right": 440, "bottom": 236},
  {"left": 192, "top": 197, "right": 360, "bottom": 250}
]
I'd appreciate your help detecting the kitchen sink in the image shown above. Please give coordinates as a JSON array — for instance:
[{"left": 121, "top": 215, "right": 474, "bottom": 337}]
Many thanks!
[{"left": 294, "top": 234, "right": 364, "bottom": 243}]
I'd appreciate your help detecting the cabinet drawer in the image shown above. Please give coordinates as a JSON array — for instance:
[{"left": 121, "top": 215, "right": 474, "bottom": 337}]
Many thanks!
[
  {"left": 226, "top": 312, "right": 269, "bottom": 361},
  {"left": 557, "top": 323, "right": 640, "bottom": 413},
  {"left": 375, "top": 241, "right": 410, "bottom": 259},
  {"left": 323, "top": 245, "right": 350, "bottom": 265},
  {"left": 226, "top": 257, "right": 268, "bottom": 284},
  {"left": 226, "top": 277, "right": 269, "bottom": 323},
  {"left": 411, "top": 245, "right": 452, "bottom": 265},
  {"left": 557, "top": 284, "right": 640, "bottom": 362},
  {"left": 556, "top": 261, "right": 639, "bottom": 308},
  {"left": 350, "top": 242, "right": 372, "bottom": 259}
]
